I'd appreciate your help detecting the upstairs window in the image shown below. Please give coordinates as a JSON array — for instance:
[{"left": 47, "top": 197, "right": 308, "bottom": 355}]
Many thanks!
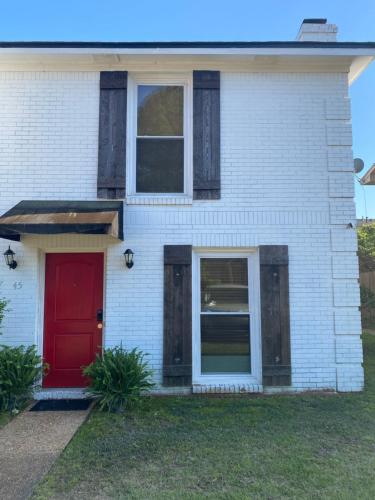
[
  {"left": 137, "top": 85, "right": 183, "bottom": 193},
  {"left": 127, "top": 74, "right": 192, "bottom": 198}
]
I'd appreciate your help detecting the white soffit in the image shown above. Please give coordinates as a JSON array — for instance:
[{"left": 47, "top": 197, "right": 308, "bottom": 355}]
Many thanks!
[{"left": 0, "top": 46, "right": 373, "bottom": 83}]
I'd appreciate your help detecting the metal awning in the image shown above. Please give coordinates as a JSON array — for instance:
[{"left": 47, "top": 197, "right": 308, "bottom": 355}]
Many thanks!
[{"left": 0, "top": 200, "right": 124, "bottom": 241}]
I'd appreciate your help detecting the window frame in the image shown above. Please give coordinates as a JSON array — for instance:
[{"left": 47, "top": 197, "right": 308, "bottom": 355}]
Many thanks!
[
  {"left": 126, "top": 73, "right": 193, "bottom": 202},
  {"left": 192, "top": 249, "right": 262, "bottom": 386}
]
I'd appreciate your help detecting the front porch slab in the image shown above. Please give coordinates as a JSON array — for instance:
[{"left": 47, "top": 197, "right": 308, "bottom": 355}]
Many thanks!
[{"left": 34, "top": 388, "right": 87, "bottom": 400}]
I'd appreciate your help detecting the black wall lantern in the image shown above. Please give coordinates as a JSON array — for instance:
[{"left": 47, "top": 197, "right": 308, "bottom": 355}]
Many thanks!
[
  {"left": 124, "top": 249, "right": 134, "bottom": 269},
  {"left": 4, "top": 246, "right": 17, "bottom": 270}
]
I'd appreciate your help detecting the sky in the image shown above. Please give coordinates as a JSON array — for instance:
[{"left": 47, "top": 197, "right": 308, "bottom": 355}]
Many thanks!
[{"left": 0, "top": 0, "right": 374, "bottom": 218}]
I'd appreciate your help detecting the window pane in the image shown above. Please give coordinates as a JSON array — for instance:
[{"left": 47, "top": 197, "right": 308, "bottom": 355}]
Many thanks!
[
  {"left": 201, "top": 258, "right": 249, "bottom": 312},
  {"left": 201, "top": 315, "right": 250, "bottom": 373},
  {"left": 136, "top": 138, "right": 184, "bottom": 193},
  {"left": 137, "top": 85, "right": 183, "bottom": 136}
]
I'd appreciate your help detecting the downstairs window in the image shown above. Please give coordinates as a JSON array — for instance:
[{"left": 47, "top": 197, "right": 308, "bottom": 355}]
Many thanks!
[{"left": 200, "top": 257, "right": 251, "bottom": 374}]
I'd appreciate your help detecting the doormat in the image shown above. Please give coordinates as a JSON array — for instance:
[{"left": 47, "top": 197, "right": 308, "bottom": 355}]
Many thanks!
[{"left": 30, "top": 399, "right": 93, "bottom": 411}]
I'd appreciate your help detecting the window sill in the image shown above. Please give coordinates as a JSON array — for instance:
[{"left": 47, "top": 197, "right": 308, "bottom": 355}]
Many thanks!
[
  {"left": 192, "top": 382, "right": 263, "bottom": 394},
  {"left": 192, "top": 374, "right": 260, "bottom": 386},
  {"left": 126, "top": 195, "right": 193, "bottom": 206}
]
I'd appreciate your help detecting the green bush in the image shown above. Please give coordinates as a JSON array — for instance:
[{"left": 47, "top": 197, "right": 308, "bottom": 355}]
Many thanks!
[
  {"left": 0, "top": 345, "right": 44, "bottom": 412},
  {"left": 358, "top": 222, "right": 375, "bottom": 262},
  {"left": 84, "top": 347, "right": 154, "bottom": 412},
  {"left": 0, "top": 296, "right": 9, "bottom": 335},
  {"left": 361, "top": 285, "right": 375, "bottom": 328}
]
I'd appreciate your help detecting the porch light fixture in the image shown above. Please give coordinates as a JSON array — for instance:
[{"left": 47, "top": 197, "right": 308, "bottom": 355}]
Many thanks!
[
  {"left": 3, "top": 246, "right": 17, "bottom": 270},
  {"left": 124, "top": 249, "right": 134, "bottom": 269}
]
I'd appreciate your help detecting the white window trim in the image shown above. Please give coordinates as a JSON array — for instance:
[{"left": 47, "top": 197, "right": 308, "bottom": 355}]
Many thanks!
[
  {"left": 192, "top": 249, "right": 262, "bottom": 386},
  {"left": 126, "top": 72, "right": 193, "bottom": 204}
]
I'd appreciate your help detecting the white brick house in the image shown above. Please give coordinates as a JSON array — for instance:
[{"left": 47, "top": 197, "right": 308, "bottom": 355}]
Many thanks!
[{"left": 0, "top": 19, "right": 374, "bottom": 396}]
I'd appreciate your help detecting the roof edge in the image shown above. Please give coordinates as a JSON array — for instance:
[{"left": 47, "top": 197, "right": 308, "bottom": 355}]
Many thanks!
[{"left": 0, "top": 41, "right": 375, "bottom": 49}]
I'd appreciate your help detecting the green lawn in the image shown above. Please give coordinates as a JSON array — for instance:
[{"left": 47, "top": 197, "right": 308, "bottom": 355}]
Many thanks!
[
  {"left": 33, "top": 333, "right": 375, "bottom": 499},
  {"left": 0, "top": 412, "right": 11, "bottom": 428}
]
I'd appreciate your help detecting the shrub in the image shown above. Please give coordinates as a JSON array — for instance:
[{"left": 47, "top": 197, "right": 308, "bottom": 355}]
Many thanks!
[
  {"left": 84, "top": 347, "right": 154, "bottom": 412},
  {"left": 0, "top": 296, "right": 9, "bottom": 335},
  {"left": 0, "top": 345, "right": 44, "bottom": 412},
  {"left": 361, "top": 285, "right": 375, "bottom": 328},
  {"left": 358, "top": 222, "right": 375, "bottom": 262}
]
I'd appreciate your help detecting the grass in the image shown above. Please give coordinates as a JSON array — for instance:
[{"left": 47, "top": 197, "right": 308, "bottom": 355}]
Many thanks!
[
  {"left": 33, "top": 333, "right": 375, "bottom": 499},
  {"left": 0, "top": 412, "right": 11, "bottom": 428},
  {"left": 0, "top": 399, "right": 32, "bottom": 429}
]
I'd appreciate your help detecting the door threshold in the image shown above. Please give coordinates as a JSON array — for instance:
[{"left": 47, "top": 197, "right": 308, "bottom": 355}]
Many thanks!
[{"left": 34, "top": 388, "right": 88, "bottom": 400}]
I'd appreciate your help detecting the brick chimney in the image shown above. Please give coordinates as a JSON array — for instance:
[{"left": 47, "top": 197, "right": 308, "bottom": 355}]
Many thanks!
[{"left": 296, "top": 19, "right": 338, "bottom": 42}]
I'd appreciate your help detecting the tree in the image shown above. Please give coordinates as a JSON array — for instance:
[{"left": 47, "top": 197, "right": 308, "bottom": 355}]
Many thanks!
[
  {"left": 358, "top": 222, "right": 375, "bottom": 328},
  {"left": 358, "top": 222, "right": 375, "bottom": 266}
]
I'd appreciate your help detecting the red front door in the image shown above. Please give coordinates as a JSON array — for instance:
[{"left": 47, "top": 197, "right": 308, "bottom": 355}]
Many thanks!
[{"left": 43, "top": 253, "right": 104, "bottom": 388}]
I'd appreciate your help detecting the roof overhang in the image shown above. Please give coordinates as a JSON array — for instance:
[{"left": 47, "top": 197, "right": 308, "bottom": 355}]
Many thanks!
[
  {"left": 0, "top": 200, "right": 124, "bottom": 241},
  {"left": 0, "top": 41, "right": 374, "bottom": 84}
]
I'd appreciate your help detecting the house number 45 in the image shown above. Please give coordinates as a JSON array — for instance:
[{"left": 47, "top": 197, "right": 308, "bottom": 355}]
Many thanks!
[{"left": 13, "top": 281, "right": 22, "bottom": 290}]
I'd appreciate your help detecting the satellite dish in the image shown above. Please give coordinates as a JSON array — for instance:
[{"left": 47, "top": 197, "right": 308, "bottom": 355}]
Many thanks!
[{"left": 354, "top": 158, "right": 364, "bottom": 173}]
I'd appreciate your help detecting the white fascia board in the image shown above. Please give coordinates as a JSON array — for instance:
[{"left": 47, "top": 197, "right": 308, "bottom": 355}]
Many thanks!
[{"left": 1, "top": 47, "right": 375, "bottom": 56}]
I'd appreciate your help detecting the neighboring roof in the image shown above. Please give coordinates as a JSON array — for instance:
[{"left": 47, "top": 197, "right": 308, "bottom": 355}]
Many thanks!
[
  {"left": 357, "top": 218, "right": 375, "bottom": 225},
  {"left": 360, "top": 164, "right": 375, "bottom": 185},
  {"left": 0, "top": 41, "right": 375, "bottom": 49}
]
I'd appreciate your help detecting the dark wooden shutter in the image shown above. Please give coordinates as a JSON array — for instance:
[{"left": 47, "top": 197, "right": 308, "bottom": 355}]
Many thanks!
[
  {"left": 163, "top": 245, "right": 192, "bottom": 386},
  {"left": 97, "top": 71, "right": 127, "bottom": 199},
  {"left": 259, "top": 245, "right": 291, "bottom": 386},
  {"left": 193, "top": 71, "right": 220, "bottom": 200}
]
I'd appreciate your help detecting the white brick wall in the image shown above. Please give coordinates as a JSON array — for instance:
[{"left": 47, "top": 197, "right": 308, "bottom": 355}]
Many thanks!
[
  {"left": 0, "top": 72, "right": 99, "bottom": 207},
  {"left": 336, "top": 336, "right": 363, "bottom": 364},
  {"left": 332, "top": 253, "right": 359, "bottom": 279},
  {"left": 331, "top": 227, "right": 358, "bottom": 252},
  {"left": 325, "top": 98, "right": 351, "bottom": 120},
  {"left": 329, "top": 172, "right": 355, "bottom": 198},
  {"left": 327, "top": 147, "right": 354, "bottom": 172},
  {"left": 0, "top": 70, "right": 363, "bottom": 392},
  {"left": 334, "top": 309, "right": 362, "bottom": 335},
  {"left": 333, "top": 281, "right": 360, "bottom": 307},
  {"left": 330, "top": 199, "right": 357, "bottom": 225},
  {"left": 326, "top": 122, "right": 352, "bottom": 146}
]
